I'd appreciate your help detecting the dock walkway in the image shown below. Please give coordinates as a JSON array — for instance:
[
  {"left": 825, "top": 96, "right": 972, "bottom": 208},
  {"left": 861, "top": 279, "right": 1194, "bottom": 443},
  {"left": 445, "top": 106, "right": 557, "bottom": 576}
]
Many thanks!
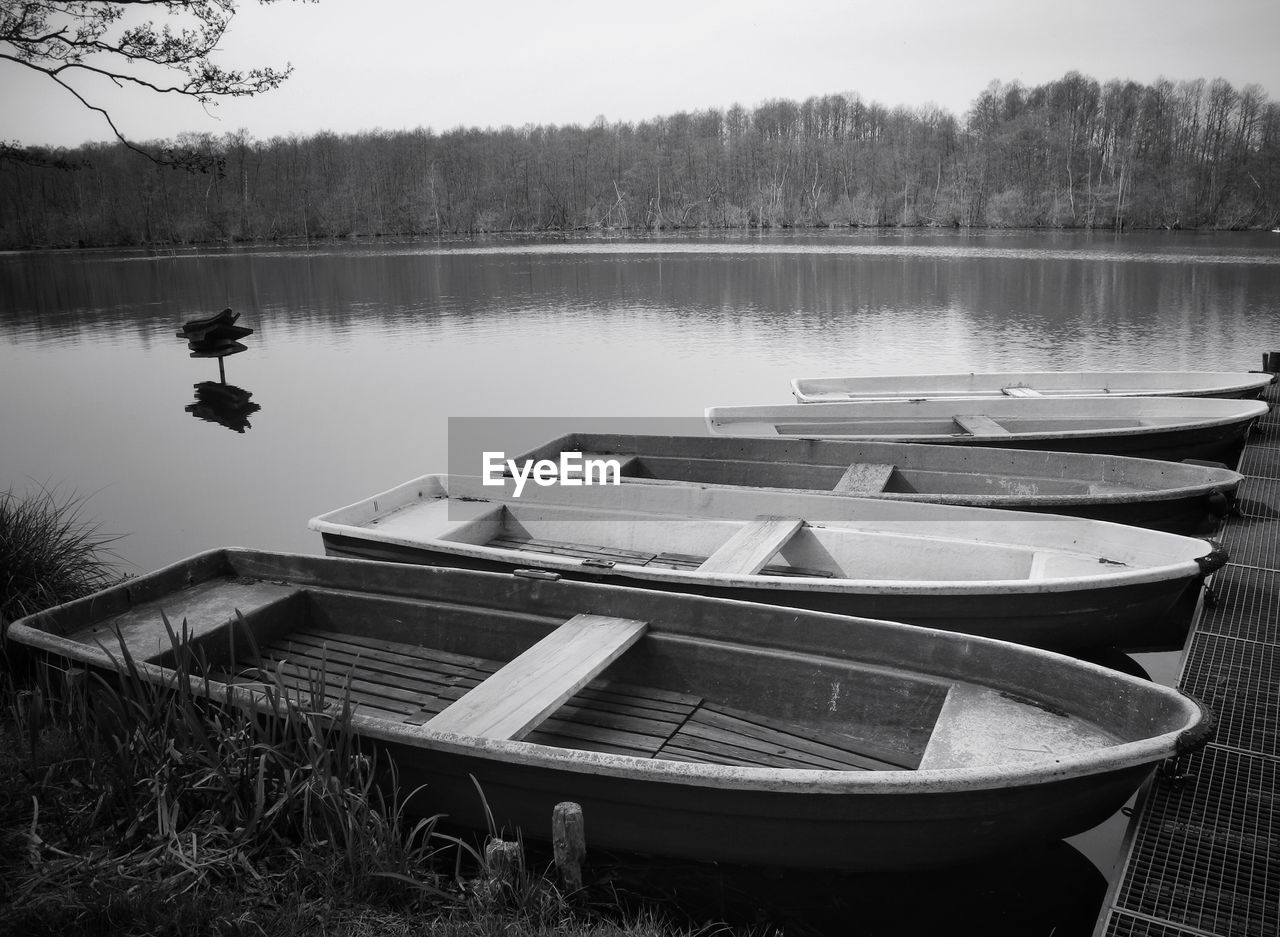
[{"left": 1095, "top": 375, "right": 1280, "bottom": 937}]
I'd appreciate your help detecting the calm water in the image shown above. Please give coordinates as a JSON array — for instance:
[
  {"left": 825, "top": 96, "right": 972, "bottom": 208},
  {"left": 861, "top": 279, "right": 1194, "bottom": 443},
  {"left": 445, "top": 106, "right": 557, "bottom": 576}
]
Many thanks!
[{"left": 3, "top": 229, "right": 1279, "bottom": 933}]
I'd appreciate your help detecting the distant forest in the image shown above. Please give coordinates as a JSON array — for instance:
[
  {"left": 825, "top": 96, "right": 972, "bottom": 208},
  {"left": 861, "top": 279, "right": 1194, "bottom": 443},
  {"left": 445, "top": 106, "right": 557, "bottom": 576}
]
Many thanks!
[{"left": 3, "top": 71, "right": 1279, "bottom": 249}]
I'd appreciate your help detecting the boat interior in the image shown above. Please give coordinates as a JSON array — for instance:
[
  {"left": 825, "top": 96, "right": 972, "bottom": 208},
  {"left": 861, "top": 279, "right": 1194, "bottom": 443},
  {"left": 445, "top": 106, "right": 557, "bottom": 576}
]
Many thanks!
[
  {"left": 48, "top": 570, "right": 1133, "bottom": 773},
  {"left": 763, "top": 416, "right": 1157, "bottom": 437},
  {"left": 362, "top": 484, "right": 1177, "bottom": 583},
  {"left": 571, "top": 452, "right": 1142, "bottom": 497}
]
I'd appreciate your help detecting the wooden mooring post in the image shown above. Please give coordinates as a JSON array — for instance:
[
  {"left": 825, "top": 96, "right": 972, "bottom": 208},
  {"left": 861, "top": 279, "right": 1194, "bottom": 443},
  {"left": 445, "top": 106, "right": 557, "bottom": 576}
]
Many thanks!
[
  {"left": 553, "top": 801, "right": 586, "bottom": 892},
  {"left": 480, "top": 837, "right": 522, "bottom": 901}
]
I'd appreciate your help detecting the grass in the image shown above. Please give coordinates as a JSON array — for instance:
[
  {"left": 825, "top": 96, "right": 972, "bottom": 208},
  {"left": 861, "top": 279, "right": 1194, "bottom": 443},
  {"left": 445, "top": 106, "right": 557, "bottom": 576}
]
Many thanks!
[
  {"left": 0, "top": 483, "right": 124, "bottom": 625},
  {"left": 0, "top": 487, "right": 741, "bottom": 937}
]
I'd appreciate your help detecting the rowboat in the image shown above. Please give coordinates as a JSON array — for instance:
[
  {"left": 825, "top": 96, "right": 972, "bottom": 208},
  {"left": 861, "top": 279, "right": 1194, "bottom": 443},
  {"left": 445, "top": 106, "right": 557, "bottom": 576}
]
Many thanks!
[
  {"left": 791, "top": 370, "right": 1275, "bottom": 403},
  {"left": 7, "top": 548, "right": 1212, "bottom": 870},
  {"left": 308, "top": 474, "right": 1226, "bottom": 651},
  {"left": 511, "top": 432, "right": 1243, "bottom": 534},
  {"left": 705, "top": 396, "right": 1269, "bottom": 463}
]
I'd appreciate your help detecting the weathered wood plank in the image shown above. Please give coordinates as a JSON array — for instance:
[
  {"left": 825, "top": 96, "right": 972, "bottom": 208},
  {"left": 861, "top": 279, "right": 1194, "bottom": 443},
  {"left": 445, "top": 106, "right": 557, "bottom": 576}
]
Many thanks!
[
  {"left": 832, "top": 462, "right": 896, "bottom": 494},
  {"left": 696, "top": 703, "right": 919, "bottom": 769},
  {"left": 660, "top": 738, "right": 839, "bottom": 769},
  {"left": 264, "top": 656, "right": 428, "bottom": 708},
  {"left": 489, "top": 535, "right": 658, "bottom": 566},
  {"left": 258, "top": 665, "right": 420, "bottom": 717},
  {"left": 954, "top": 413, "right": 1012, "bottom": 436},
  {"left": 540, "top": 698, "right": 690, "bottom": 738},
  {"left": 294, "top": 628, "right": 504, "bottom": 673},
  {"left": 652, "top": 551, "right": 834, "bottom": 578},
  {"left": 407, "top": 694, "right": 683, "bottom": 756},
  {"left": 269, "top": 632, "right": 492, "bottom": 688},
  {"left": 697, "top": 516, "right": 805, "bottom": 575},
  {"left": 574, "top": 678, "right": 704, "bottom": 711},
  {"left": 425, "top": 614, "right": 648, "bottom": 740},
  {"left": 526, "top": 731, "right": 663, "bottom": 758},
  {"left": 674, "top": 719, "right": 868, "bottom": 769},
  {"left": 526, "top": 720, "right": 673, "bottom": 756},
  {"left": 262, "top": 646, "right": 477, "bottom": 703}
]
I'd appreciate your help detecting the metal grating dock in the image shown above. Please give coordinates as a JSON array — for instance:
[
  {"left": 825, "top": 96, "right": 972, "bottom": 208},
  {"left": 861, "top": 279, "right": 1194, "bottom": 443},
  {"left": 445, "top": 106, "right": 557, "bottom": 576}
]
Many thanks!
[{"left": 1096, "top": 373, "right": 1280, "bottom": 937}]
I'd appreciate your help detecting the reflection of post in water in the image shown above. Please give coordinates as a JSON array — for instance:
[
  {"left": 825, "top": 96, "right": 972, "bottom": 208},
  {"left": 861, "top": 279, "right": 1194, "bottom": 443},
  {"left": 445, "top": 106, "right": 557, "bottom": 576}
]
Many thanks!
[
  {"left": 186, "top": 381, "right": 261, "bottom": 433},
  {"left": 176, "top": 307, "right": 259, "bottom": 431}
]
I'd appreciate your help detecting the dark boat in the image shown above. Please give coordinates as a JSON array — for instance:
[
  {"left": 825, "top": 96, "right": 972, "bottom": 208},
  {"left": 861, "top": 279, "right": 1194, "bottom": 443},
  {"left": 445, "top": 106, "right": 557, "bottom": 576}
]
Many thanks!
[
  {"left": 7, "top": 549, "right": 1211, "bottom": 870},
  {"left": 510, "top": 432, "right": 1242, "bottom": 534}
]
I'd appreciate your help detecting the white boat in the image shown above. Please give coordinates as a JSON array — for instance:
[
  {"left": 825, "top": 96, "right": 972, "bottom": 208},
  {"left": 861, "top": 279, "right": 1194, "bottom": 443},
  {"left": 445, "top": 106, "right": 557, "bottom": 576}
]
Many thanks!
[
  {"left": 308, "top": 474, "right": 1227, "bottom": 652},
  {"left": 705, "top": 395, "right": 1269, "bottom": 463},
  {"left": 791, "top": 370, "right": 1274, "bottom": 403}
]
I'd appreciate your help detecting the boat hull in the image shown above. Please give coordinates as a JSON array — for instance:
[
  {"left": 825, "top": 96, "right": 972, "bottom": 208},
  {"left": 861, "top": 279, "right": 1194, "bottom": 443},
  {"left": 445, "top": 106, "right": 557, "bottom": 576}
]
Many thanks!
[
  {"left": 382, "top": 736, "right": 1154, "bottom": 869},
  {"left": 318, "top": 532, "right": 1200, "bottom": 652}
]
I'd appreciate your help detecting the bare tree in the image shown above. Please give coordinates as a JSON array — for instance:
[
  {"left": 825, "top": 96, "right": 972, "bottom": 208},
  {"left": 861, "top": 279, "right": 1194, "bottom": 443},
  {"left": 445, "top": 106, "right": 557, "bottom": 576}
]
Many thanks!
[{"left": 0, "top": 0, "right": 308, "bottom": 168}]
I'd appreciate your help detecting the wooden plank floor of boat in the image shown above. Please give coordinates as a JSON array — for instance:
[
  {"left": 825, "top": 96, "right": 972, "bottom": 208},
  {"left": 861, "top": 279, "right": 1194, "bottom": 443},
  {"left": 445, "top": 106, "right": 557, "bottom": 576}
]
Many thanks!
[
  {"left": 487, "top": 534, "right": 837, "bottom": 578},
  {"left": 214, "top": 627, "right": 910, "bottom": 770}
]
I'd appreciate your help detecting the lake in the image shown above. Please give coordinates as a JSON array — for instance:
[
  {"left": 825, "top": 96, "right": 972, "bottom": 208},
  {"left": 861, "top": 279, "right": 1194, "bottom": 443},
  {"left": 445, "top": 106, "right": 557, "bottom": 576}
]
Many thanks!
[{"left": 3, "top": 228, "right": 1278, "bottom": 934}]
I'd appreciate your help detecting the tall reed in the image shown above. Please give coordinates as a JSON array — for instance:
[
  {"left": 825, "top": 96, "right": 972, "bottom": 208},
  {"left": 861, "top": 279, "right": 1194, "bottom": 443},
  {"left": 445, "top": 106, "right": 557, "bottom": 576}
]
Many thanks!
[
  {"left": 2, "top": 617, "right": 456, "bottom": 931},
  {"left": 0, "top": 483, "right": 123, "bottom": 626}
]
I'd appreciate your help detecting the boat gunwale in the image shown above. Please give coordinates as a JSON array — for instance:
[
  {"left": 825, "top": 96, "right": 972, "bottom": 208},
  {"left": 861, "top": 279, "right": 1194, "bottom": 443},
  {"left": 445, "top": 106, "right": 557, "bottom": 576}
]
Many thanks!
[
  {"left": 6, "top": 548, "right": 1205, "bottom": 797},
  {"left": 704, "top": 396, "right": 1271, "bottom": 442},
  {"left": 789, "top": 370, "right": 1276, "bottom": 403}
]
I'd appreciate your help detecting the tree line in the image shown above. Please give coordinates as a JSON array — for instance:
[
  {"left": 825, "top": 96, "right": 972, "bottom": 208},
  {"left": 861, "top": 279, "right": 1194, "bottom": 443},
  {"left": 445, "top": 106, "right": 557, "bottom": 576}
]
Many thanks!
[{"left": 3, "top": 71, "right": 1278, "bottom": 249}]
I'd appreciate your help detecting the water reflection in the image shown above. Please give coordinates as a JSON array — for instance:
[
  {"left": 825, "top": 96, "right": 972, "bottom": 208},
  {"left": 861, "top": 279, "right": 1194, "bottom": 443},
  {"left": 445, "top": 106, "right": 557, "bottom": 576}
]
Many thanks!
[
  {"left": 3, "top": 233, "right": 1278, "bottom": 375},
  {"left": 1075, "top": 646, "right": 1153, "bottom": 681},
  {"left": 185, "top": 381, "right": 261, "bottom": 433},
  {"left": 577, "top": 839, "right": 1105, "bottom": 937}
]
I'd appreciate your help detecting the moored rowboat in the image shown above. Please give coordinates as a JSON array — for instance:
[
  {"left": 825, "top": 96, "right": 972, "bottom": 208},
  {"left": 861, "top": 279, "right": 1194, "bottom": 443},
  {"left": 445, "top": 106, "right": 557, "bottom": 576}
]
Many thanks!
[
  {"left": 705, "top": 395, "right": 1269, "bottom": 463},
  {"left": 7, "top": 548, "right": 1212, "bottom": 870},
  {"left": 308, "top": 474, "right": 1226, "bottom": 651},
  {"left": 791, "top": 370, "right": 1275, "bottom": 403},
  {"left": 511, "top": 432, "right": 1243, "bottom": 534}
]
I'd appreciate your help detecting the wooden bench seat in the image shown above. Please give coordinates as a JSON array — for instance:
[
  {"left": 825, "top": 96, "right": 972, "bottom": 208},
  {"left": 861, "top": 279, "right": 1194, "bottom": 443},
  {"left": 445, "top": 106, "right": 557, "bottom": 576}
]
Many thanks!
[
  {"left": 954, "top": 413, "right": 1013, "bottom": 436},
  {"left": 424, "top": 614, "right": 648, "bottom": 740},
  {"left": 832, "top": 462, "right": 896, "bottom": 494},
  {"left": 697, "top": 516, "right": 805, "bottom": 575}
]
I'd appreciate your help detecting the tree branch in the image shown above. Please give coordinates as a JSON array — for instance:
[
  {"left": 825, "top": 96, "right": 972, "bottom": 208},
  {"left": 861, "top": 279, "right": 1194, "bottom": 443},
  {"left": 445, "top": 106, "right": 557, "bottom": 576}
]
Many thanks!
[{"left": 0, "top": 0, "right": 306, "bottom": 170}]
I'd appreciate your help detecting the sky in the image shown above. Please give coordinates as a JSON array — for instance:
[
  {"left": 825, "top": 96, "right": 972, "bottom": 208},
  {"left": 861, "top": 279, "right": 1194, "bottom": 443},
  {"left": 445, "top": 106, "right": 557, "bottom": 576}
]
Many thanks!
[{"left": 3, "top": 0, "right": 1280, "bottom": 149}]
